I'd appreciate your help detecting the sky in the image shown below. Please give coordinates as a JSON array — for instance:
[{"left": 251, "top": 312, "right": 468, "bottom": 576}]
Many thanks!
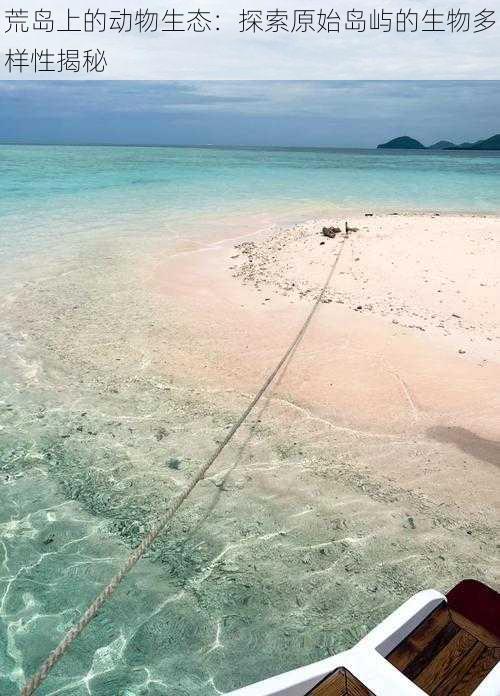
[{"left": 1, "top": 81, "right": 499, "bottom": 148}]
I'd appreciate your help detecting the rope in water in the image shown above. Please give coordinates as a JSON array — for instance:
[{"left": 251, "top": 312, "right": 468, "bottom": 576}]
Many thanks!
[{"left": 21, "top": 231, "right": 348, "bottom": 696}]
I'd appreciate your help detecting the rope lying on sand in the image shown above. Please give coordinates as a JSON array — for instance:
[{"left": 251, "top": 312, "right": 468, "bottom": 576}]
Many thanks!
[{"left": 21, "top": 231, "right": 348, "bottom": 696}]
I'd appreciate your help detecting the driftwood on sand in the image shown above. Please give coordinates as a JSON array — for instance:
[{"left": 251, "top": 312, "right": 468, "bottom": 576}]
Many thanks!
[
  {"left": 322, "top": 226, "right": 342, "bottom": 238},
  {"left": 322, "top": 222, "right": 359, "bottom": 239}
]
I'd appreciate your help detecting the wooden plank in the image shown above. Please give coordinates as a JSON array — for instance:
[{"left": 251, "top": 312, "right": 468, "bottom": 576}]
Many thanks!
[
  {"left": 451, "top": 609, "right": 500, "bottom": 649},
  {"left": 387, "top": 602, "right": 450, "bottom": 671},
  {"left": 307, "top": 668, "right": 347, "bottom": 696},
  {"left": 433, "top": 641, "right": 485, "bottom": 695},
  {"left": 445, "top": 647, "right": 498, "bottom": 696},
  {"left": 345, "top": 670, "right": 373, "bottom": 696},
  {"left": 447, "top": 580, "right": 500, "bottom": 647},
  {"left": 413, "top": 629, "right": 476, "bottom": 693},
  {"left": 307, "top": 668, "right": 374, "bottom": 696},
  {"left": 403, "top": 619, "right": 460, "bottom": 681}
]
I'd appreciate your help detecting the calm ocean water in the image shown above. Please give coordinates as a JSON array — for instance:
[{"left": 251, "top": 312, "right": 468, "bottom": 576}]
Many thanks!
[
  {"left": 1, "top": 144, "right": 500, "bottom": 240},
  {"left": 1, "top": 145, "right": 499, "bottom": 695}
]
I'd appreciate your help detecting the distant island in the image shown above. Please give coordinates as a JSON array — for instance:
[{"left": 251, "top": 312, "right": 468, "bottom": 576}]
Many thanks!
[
  {"left": 428, "top": 140, "right": 455, "bottom": 150},
  {"left": 377, "top": 133, "right": 500, "bottom": 151},
  {"left": 377, "top": 136, "right": 425, "bottom": 150}
]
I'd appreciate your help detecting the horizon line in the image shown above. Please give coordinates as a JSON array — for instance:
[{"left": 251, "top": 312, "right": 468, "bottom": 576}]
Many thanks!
[
  {"left": 0, "top": 134, "right": 498, "bottom": 150},
  {"left": 0, "top": 141, "right": 479, "bottom": 150},
  {"left": 0, "top": 140, "right": 377, "bottom": 149}
]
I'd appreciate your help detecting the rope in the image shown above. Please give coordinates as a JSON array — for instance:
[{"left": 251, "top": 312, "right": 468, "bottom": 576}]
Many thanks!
[{"left": 21, "top": 232, "right": 348, "bottom": 696}]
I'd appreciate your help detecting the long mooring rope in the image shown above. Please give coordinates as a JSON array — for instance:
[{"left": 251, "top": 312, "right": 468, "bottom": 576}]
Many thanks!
[{"left": 21, "top": 232, "right": 348, "bottom": 696}]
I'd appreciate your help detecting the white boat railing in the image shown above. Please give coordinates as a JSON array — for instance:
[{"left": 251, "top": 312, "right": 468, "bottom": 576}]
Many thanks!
[{"left": 226, "top": 589, "right": 498, "bottom": 696}]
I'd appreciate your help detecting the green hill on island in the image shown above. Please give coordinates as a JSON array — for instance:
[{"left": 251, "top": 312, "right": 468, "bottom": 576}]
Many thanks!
[
  {"left": 378, "top": 133, "right": 500, "bottom": 150},
  {"left": 429, "top": 140, "right": 456, "bottom": 150},
  {"left": 377, "top": 136, "right": 425, "bottom": 149},
  {"left": 449, "top": 134, "right": 500, "bottom": 150}
]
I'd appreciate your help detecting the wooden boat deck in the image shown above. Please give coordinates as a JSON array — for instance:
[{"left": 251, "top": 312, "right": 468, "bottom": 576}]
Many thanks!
[
  {"left": 307, "top": 668, "right": 373, "bottom": 695},
  {"left": 387, "top": 580, "right": 499, "bottom": 694},
  {"left": 309, "top": 581, "right": 499, "bottom": 695},
  {"left": 386, "top": 601, "right": 498, "bottom": 694}
]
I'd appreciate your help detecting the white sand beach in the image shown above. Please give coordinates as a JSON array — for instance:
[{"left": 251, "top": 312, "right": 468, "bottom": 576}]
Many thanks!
[{"left": 150, "top": 213, "right": 499, "bottom": 518}]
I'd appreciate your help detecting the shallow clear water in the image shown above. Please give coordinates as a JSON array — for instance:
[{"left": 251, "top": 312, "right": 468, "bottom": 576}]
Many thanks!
[{"left": 1, "top": 145, "right": 499, "bottom": 695}]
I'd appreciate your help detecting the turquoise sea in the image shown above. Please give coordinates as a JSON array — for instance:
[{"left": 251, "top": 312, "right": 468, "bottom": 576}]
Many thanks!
[
  {"left": 1, "top": 145, "right": 500, "bottom": 696},
  {"left": 1, "top": 144, "right": 499, "bottom": 264},
  {"left": 2, "top": 144, "right": 500, "bottom": 240}
]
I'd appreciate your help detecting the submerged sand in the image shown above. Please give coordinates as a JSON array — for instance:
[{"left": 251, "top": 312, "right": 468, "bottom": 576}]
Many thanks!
[{"left": 1, "top": 211, "right": 498, "bottom": 694}]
